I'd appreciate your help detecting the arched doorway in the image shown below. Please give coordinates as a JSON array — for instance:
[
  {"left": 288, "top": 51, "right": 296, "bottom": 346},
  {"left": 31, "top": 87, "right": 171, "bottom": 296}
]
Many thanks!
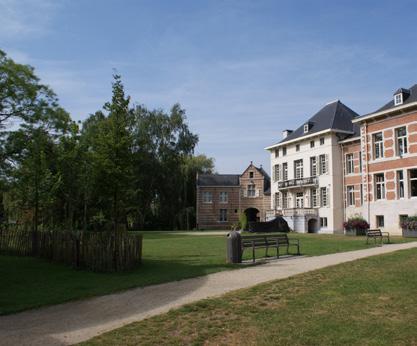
[
  {"left": 245, "top": 208, "right": 260, "bottom": 223},
  {"left": 307, "top": 218, "right": 318, "bottom": 233}
]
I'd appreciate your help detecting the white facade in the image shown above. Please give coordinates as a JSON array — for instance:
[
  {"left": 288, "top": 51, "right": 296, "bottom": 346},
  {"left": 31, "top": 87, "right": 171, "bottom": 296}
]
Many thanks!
[{"left": 268, "top": 131, "right": 345, "bottom": 234}]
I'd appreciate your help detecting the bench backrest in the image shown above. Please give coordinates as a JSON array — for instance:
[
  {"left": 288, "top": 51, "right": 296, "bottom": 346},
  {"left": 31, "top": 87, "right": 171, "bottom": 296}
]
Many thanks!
[
  {"left": 241, "top": 234, "right": 289, "bottom": 247},
  {"left": 367, "top": 229, "right": 382, "bottom": 236}
]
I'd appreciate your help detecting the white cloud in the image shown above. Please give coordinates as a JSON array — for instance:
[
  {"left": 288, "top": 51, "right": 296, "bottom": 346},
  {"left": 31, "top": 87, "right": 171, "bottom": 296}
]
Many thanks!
[{"left": 0, "top": 0, "right": 60, "bottom": 40}]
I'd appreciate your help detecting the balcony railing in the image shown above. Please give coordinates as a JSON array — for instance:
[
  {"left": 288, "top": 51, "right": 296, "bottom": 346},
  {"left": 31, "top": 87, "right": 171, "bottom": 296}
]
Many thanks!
[
  {"left": 278, "top": 176, "right": 318, "bottom": 189},
  {"left": 282, "top": 208, "right": 318, "bottom": 216}
]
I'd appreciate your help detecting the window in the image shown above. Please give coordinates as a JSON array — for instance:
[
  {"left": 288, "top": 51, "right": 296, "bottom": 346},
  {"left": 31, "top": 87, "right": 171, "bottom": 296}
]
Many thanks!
[
  {"left": 376, "top": 215, "right": 384, "bottom": 228},
  {"left": 294, "top": 159, "right": 304, "bottom": 179},
  {"left": 346, "top": 186, "right": 355, "bottom": 206},
  {"left": 273, "top": 164, "right": 281, "bottom": 182},
  {"left": 375, "top": 173, "right": 385, "bottom": 200},
  {"left": 304, "top": 124, "right": 309, "bottom": 133},
  {"left": 319, "top": 154, "right": 328, "bottom": 174},
  {"left": 346, "top": 153, "right": 354, "bottom": 174},
  {"left": 282, "top": 162, "right": 288, "bottom": 181},
  {"left": 394, "top": 93, "right": 403, "bottom": 106},
  {"left": 274, "top": 148, "right": 279, "bottom": 158},
  {"left": 320, "top": 187, "right": 328, "bottom": 207},
  {"left": 282, "top": 191, "right": 288, "bottom": 209},
  {"left": 310, "top": 140, "right": 315, "bottom": 148},
  {"left": 296, "top": 192, "right": 304, "bottom": 208},
  {"left": 320, "top": 217, "right": 328, "bottom": 228},
  {"left": 249, "top": 171, "right": 254, "bottom": 178},
  {"left": 247, "top": 184, "right": 256, "bottom": 197},
  {"left": 296, "top": 144, "right": 300, "bottom": 152},
  {"left": 397, "top": 170, "right": 404, "bottom": 199},
  {"left": 311, "top": 188, "right": 318, "bottom": 207},
  {"left": 202, "top": 191, "right": 212, "bottom": 203},
  {"left": 320, "top": 137, "right": 325, "bottom": 145},
  {"left": 360, "top": 184, "right": 364, "bottom": 205},
  {"left": 219, "top": 191, "right": 228, "bottom": 203},
  {"left": 282, "top": 147, "right": 287, "bottom": 156},
  {"left": 275, "top": 192, "right": 281, "bottom": 209},
  {"left": 373, "top": 132, "right": 384, "bottom": 159},
  {"left": 410, "top": 169, "right": 417, "bottom": 197},
  {"left": 359, "top": 151, "right": 362, "bottom": 172},
  {"left": 310, "top": 156, "right": 317, "bottom": 176},
  {"left": 219, "top": 209, "right": 227, "bottom": 222},
  {"left": 396, "top": 127, "right": 408, "bottom": 156},
  {"left": 399, "top": 214, "right": 408, "bottom": 226}
]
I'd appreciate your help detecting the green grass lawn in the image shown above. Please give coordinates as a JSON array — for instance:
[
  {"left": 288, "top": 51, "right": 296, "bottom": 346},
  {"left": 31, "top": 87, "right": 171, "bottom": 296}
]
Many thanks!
[
  {"left": 0, "top": 231, "right": 413, "bottom": 315},
  {"left": 81, "top": 248, "right": 417, "bottom": 346}
]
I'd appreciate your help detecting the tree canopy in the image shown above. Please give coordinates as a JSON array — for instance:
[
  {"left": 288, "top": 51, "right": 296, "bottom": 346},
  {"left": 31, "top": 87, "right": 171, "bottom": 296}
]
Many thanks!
[{"left": 0, "top": 50, "right": 214, "bottom": 231}]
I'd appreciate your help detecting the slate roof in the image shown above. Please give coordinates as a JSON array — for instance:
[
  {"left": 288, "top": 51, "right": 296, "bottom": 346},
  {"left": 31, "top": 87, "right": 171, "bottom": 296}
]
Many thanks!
[
  {"left": 275, "top": 100, "right": 359, "bottom": 145},
  {"left": 361, "top": 84, "right": 417, "bottom": 117},
  {"left": 197, "top": 174, "right": 240, "bottom": 187}
]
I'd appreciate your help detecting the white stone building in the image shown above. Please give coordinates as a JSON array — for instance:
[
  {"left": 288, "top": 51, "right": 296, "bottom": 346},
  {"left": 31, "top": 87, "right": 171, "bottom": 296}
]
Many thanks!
[{"left": 265, "top": 100, "right": 359, "bottom": 233}]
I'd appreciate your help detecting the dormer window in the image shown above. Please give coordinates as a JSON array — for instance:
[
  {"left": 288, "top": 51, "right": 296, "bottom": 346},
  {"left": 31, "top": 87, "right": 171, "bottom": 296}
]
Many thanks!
[
  {"left": 393, "top": 88, "right": 410, "bottom": 106},
  {"left": 304, "top": 124, "right": 309, "bottom": 133},
  {"left": 394, "top": 93, "right": 403, "bottom": 106}
]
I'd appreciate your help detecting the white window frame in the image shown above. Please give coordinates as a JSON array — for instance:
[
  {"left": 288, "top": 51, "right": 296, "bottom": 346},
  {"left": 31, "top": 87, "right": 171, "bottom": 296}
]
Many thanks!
[
  {"left": 375, "top": 173, "right": 385, "bottom": 200},
  {"left": 294, "top": 159, "right": 304, "bottom": 179},
  {"left": 310, "top": 140, "right": 315, "bottom": 148},
  {"left": 219, "top": 191, "right": 228, "bottom": 203},
  {"left": 282, "top": 191, "right": 288, "bottom": 209},
  {"left": 311, "top": 188, "right": 318, "bottom": 208},
  {"left": 295, "top": 192, "right": 304, "bottom": 208},
  {"left": 373, "top": 132, "right": 384, "bottom": 159},
  {"left": 202, "top": 191, "right": 213, "bottom": 203},
  {"left": 345, "top": 153, "right": 354, "bottom": 175},
  {"left": 320, "top": 217, "right": 328, "bottom": 228},
  {"left": 397, "top": 170, "right": 405, "bottom": 199},
  {"left": 304, "top": 124, "right": 309, "bottom": 133},
  {"left": 296, "top": 144, "right": 300, "bottom": 152},
  {"left": 320, "top": 137, "right": 325, "bottom": 145},
  {"left": 319, "top": 154, "right": 328, "bottom": 174},
  {"left": 396, "top": 126, "right": 408, "bottom": 156},
  {"left": 273, "top": 164, "right": 281, "bottom": 182},
  {"left": 394, "top": 93, "right": 403, "bottom": 106},
  {"left": 275, "top": 192, "right": 281, "bottom": 209},
  {"left": 320, "top": 187, "right": 328, "bottom": 207},
  {"left": 310, "top": 156, "right": 317, "bottom": 177},
  {"left": 346, "top": 185, "right": 355, "bottom": 206},
  {"left": 282, "top": 162, "right": 288, "bottom": 181},
  {"left": 282, "top": 147, "right": 287, "bottom": 156}
]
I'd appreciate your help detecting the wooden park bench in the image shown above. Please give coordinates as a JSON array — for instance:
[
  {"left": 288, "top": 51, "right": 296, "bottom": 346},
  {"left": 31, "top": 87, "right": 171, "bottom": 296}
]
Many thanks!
[
  {"left": 241, "top": 234, "right": 300, "bottom": 263},
  {"left": 366, "top": 229, "right": 390, "bottom": 245}
]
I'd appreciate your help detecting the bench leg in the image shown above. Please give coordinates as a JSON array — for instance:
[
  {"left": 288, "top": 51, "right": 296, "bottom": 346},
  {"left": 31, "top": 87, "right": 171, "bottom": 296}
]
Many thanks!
[
  {"left": 265, "top": 245, "right": 268, "bottom": 258},
  {"left": 277, "top": 246, "right": 280, "bottom": 259},
  {"left": 252, "top": 245, "right": 255, "bottom": 263}
]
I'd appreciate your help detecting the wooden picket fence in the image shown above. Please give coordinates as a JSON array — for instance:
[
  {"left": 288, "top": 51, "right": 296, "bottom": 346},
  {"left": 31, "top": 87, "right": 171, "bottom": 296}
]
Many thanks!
[{"left": 0, "top": 227, "right": 142, "bottom": 272}]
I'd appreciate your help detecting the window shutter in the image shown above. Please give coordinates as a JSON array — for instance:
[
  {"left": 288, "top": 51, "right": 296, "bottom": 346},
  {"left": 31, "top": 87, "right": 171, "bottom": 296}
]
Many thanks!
[
  {"left": 326, "top": 187, "right": 330, "bottom": 207},
  {"left": 325, "top": 154, "right": 329, "bottom": 174}
]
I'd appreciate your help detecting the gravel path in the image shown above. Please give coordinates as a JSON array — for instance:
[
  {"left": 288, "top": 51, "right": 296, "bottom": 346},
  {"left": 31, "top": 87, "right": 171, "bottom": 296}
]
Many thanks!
[{"left": 2, "top": 242, "right": 417, "bottom": 346}]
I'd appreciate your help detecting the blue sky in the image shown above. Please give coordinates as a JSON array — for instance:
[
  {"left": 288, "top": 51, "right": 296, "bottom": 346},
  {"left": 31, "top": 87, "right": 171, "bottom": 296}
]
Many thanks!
[{"left": 1, "top": 0, "right": 417, "bottom": 173}]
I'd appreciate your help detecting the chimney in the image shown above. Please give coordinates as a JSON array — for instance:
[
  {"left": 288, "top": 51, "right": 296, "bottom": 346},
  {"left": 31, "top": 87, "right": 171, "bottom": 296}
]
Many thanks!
[{"left": 282, "top": 129, "right": 293, "bottom": 139}]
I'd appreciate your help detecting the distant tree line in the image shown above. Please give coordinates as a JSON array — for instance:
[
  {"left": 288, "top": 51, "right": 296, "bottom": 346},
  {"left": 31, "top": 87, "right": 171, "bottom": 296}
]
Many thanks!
[{"left": 0, "top": 49, "right": 214, "bottom": 231}]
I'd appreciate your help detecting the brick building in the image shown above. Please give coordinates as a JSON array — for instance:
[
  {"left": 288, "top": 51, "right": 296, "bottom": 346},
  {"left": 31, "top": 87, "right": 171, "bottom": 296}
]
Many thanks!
[
  {"left": 196, "top": 163, "right": 270, "bottom": 230},
  {"left": 341, "top": 84, "right": 417, "bottom": 235}
]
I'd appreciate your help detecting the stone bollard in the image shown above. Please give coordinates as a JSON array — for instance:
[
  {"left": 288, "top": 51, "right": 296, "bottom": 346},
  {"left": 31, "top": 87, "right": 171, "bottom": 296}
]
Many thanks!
[{"left": 226, "top": 230, "right": 242, "bottom": 263}]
